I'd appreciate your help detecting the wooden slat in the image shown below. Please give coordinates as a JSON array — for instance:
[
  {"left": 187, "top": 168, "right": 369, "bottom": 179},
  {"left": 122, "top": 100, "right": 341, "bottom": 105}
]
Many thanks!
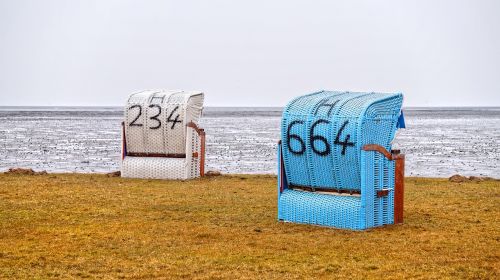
[
  {"left": 290, "top": 184, "right": 361, "bottom": 195},
  {"left": 377, "top": 189, "right": 389, "bottom": 197},
  {"left": 393, "top": 153, "right": 405, "bottom": 224},
  {"left": 126, "top": 152, "right": 186, "bottom": 158}
]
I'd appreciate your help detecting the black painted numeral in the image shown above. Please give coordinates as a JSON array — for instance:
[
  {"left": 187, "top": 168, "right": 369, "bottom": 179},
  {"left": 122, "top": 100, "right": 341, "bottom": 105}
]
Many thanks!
[
  {"left": 334, "top": 120, "right": 355, "bottom": 155},
  {"left": 148, "top": 104, "right": 162, "bottom": 129},
  {"left": 167, "top": 106, "right": 183, "bottom": 129},
  {"left": 314, "top": 98, "right": 339, "bottom": 117},
  {"left": 128, "top": 105, "right": 143, "bottom": 126},
  {"left": 286, "top": 120, "right": 306, "bottom": 155},
  {"left": 310, "top": 119, "right": 331, "bottom": 156}
]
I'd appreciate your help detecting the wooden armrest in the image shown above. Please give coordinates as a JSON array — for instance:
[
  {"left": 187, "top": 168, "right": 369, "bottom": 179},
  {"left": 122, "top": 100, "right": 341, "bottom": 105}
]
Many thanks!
[
  {"left": 186, "top": 121, "right": 205, "bottom": 136},
  {"left": 362, "top": 143, "right": 405, "bottom": 224},
  {"left": 362, "top": 144, "right": 393, "bottom": 160},
  {"left": 186, "top": 121, "right": 206, "bottom": 177}
]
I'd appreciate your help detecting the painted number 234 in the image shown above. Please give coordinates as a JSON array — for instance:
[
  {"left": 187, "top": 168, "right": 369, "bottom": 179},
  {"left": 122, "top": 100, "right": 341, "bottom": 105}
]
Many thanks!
[{"left": 128, "top": 105, "right": 182, "bottom": 129}]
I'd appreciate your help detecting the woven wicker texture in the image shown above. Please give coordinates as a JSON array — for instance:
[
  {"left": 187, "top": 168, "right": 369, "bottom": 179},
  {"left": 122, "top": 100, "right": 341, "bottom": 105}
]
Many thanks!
[
  {"left": 122, "top": 90, "right": 204, "bottom": 180},
  {"left": 278, "top": 91, "right": 403, "bottom": 230}
]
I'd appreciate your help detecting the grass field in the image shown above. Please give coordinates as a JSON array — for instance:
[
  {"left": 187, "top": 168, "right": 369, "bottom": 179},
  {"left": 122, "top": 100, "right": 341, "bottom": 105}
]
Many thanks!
[{"left": 0, "top": 174, "right": 498, "bottom": 279}]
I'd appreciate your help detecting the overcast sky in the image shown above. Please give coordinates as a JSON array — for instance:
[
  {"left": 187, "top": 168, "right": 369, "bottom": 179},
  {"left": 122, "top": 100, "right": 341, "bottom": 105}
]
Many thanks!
[{"left": 0, "top": 0, "right": 499, "bottom": 107}]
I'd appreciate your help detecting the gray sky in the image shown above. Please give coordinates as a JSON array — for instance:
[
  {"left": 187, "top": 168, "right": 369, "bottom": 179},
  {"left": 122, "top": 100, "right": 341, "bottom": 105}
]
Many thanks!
[{"left": 1, "top": 0, "right": 499, "bottom": 107}]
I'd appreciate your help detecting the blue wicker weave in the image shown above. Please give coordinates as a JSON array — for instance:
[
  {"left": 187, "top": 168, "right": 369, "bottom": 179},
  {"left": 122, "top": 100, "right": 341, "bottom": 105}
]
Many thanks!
[{"left": 278, "top": 91, "right": 404, "bottom": 230}]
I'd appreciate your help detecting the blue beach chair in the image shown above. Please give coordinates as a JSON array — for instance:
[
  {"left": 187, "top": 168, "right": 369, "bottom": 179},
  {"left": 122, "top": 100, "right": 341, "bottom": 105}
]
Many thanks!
[{"left": 278, "top": 91, "right": 406, "bottom": 230}]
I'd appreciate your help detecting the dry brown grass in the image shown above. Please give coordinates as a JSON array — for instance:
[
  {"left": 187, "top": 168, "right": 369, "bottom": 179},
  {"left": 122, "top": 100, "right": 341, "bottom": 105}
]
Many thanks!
[{"left": 0, "top": 174, "right": 498, "bottom": 279}]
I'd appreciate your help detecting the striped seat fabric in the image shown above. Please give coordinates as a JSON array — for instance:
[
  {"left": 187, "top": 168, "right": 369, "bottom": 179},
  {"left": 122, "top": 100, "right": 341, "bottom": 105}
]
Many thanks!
[{"left": 278, "top": 91, "right": 405, "bottom": 230}]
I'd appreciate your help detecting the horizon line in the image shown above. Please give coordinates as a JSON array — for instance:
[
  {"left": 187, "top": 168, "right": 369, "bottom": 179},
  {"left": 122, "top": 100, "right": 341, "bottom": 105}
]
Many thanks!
[{"left": 1, "top": 105, "right": 500, "bottom": 109}]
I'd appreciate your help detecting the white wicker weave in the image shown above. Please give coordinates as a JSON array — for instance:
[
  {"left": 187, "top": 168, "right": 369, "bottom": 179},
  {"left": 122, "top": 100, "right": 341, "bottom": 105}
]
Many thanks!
[{"left": 121, "top": 90, "right": 205, "bottom": 180}]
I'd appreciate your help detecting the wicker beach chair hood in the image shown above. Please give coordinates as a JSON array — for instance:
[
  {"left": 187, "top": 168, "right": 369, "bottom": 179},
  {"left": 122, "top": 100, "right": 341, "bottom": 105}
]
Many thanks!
[
  {"left": 278, "top": 91, "right": 405, "bottom": 230},
  {"left": 121, "top": 90, "right": 205, "bottom": 180}
]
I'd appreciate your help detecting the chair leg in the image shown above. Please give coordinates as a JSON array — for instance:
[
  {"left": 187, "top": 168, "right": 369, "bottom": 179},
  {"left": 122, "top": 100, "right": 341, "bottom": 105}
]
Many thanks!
[
  {"left": 393, "top": 154, "right": 405, "bottom": 224},
  {"left": 200, "top": 129, "right": 206, "bottom": 177}
]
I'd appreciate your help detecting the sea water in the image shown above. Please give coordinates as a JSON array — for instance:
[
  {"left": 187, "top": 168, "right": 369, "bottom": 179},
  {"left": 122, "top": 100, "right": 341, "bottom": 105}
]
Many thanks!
[{"left": 0, "top": 107, "right": 498, "bottom": 178}]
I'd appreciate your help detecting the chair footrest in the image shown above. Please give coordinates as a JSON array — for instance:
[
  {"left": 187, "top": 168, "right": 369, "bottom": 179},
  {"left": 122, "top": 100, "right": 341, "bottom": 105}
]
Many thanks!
[
  {"left": 278, "top": 189, "right": 365, "bottom": 230},
  {"left": 122, "top": 156, "right": 195, "bottom": 180}
]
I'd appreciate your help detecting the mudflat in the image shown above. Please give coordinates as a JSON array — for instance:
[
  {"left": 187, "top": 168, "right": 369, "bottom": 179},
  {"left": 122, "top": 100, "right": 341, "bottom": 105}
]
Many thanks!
[
  {"left": 1, "top": 107, "right": 499, "bottom": 177},
  {"left": 0, "top": 174, "right": 498, "bottom": 279}
]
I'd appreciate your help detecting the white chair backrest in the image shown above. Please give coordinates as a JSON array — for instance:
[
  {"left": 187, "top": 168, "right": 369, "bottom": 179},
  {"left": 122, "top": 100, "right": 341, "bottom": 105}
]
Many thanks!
[{"left": 124, "top": 90, "right": 204, "bottom": 155}]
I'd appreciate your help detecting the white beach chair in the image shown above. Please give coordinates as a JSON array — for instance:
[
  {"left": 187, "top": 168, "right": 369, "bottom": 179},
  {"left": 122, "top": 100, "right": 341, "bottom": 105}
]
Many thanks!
[{"left": 121, "top": 90, "right": 205, "bottom": 180}]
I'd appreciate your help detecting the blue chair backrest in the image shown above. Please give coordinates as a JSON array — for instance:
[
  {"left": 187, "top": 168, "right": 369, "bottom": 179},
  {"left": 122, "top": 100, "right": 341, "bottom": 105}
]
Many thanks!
[{"left": 281, "top": 91, "right": 403, "bottom": 191}]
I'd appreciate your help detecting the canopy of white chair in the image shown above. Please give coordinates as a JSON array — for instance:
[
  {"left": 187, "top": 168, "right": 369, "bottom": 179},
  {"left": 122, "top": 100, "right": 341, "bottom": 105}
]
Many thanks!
[{"left": 124, "top": 90, "right": 204, "bottom": 155}]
